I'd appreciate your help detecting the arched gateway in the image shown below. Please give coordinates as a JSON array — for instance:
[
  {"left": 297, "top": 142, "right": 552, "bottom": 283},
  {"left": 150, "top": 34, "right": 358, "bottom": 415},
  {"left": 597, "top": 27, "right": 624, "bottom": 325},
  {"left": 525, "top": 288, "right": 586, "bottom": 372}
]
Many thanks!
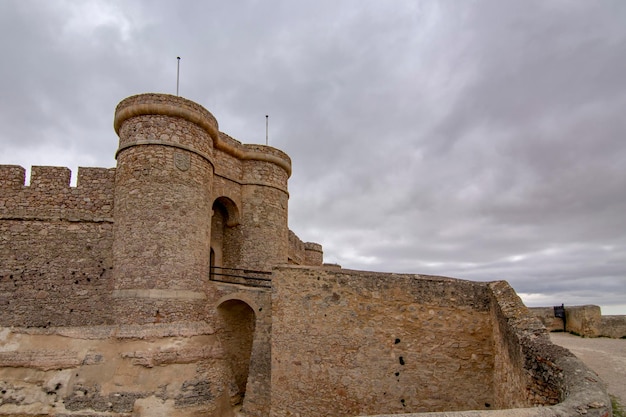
[{"left": 217, "top": 299, "right": 256, "bottom": 407}]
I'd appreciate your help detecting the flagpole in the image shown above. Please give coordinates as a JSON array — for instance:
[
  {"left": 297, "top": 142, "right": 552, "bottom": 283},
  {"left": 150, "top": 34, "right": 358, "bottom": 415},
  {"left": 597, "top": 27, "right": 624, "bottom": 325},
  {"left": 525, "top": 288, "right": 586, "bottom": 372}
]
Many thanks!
[
  {"left": 176, "top": 57, "right": 181, "bottom": 96},
  {"left": 266, "top": 115, "right": 269, "bottom": 145}
]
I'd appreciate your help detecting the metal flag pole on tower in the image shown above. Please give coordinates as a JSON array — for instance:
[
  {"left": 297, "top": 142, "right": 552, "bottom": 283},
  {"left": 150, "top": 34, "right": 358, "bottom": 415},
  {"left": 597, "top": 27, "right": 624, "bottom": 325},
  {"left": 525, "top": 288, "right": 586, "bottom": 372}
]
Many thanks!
[
  {"left": 266, "top": 115, "right": 269, "bottom": 145},
  {"left": 176, "top": 57, "right": 181, "bottom": 96}
]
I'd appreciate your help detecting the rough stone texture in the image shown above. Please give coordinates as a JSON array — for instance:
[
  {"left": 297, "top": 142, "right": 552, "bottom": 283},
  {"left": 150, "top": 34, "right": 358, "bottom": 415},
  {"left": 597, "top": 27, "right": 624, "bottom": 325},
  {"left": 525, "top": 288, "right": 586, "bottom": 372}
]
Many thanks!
[
  {"left": 0, "top": 219, "right": 113, "bottom": 327},
  {"left": 529, "top": 307, "right": 566, "bottom": 333},
  {"left": 270, "top": 267, "right": 496, "bottom": 416},
  {"left": 0, "top": 165, "right": 115, "bottom": 327},
  {"left": 210, "top": 282, "right": 272, "bottom": 417},
  {"left": 489, "top": 282, "right": 566, "bottom": 408},
  {"left": 288, "top": 231, "right": 323, "bottom": 266},
  {"left": 112, "top": 116, "right": 215, "bottom": 324},
  {"left": 0, "top": 165, "right": 115, "bottom": 221},
  {"left": 269, "top": 267, "right": 611, "bottom": 417},
  {"left": 0, "top": 324, "right": 234, "bottom": 417}
]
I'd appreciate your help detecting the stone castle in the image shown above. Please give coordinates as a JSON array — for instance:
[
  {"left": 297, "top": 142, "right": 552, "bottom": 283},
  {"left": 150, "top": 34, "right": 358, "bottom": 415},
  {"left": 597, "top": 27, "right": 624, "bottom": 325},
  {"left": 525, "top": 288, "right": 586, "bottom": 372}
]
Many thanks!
[{"left": 0, "top": 94, "right": 611, "bottom": 417}]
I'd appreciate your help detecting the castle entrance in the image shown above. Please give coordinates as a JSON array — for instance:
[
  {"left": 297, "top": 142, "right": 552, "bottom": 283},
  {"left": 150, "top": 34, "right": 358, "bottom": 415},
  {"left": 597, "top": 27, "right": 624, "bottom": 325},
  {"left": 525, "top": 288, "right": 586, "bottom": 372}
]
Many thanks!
[{"left": 217, "top": 299, "right": 256, "bottom": 407}]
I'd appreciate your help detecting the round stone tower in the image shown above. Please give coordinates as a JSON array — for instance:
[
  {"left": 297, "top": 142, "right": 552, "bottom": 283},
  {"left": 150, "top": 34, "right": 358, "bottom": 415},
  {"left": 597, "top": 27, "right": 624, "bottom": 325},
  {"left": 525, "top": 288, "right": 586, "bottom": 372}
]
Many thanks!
[
  {"left": 237, "top": 144, "right": 291, "bottom": 271},
  {"left": 111, "top": 93, "right": 218, "bottom": 324}
]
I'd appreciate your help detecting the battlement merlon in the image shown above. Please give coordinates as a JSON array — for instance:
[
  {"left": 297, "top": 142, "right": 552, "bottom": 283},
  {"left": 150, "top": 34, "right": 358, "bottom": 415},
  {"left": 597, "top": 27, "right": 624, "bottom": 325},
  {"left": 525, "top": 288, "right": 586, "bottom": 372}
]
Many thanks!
[
  {"left": 114, "top": 93, "right": 291, "bottom": 177},
  {"left": 0, "top": 165, "right": 115, "bottom": 219},
  {"left": 0, "top": 165, "right": 26, "bottom": 189},
  {"left": 0, "top": 165, "right": 115, "bottom": 190},
  {"left": 30, "top": 166, "right": 71, "bottom": 189}
]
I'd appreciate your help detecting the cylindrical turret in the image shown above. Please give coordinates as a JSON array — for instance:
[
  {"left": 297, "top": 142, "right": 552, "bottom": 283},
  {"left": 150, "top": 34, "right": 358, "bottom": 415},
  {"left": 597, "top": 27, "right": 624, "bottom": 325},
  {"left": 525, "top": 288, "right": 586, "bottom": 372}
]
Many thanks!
[
  {"left": 111, "top": 93, "right": 217, "bottom": 324},
  {"left": 304, "top": 242, "right": 324, "bottom": 266},
  {"left": 238, "top": 145, "right": 291, "bottom": 270}
]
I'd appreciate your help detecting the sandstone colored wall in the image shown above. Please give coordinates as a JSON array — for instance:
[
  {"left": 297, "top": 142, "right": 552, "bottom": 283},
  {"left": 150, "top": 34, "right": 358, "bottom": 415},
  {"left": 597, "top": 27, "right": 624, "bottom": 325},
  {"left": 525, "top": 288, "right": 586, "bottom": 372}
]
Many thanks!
[
  {"left": 3, "top": 92, "right": 612, "bottom": 417},
  {"left": 270, "top": 266, "right": 496, "bottom": 417},
  {"left": 0, "top": 165, "right": 115, "bottom": 327},
  {"left": 112, "top": 95, "right": 217, "bottom": 325},
  {"left": 600, "top": 315, "right": 626, "bottom": 339},
  {"left": 0, "top": 323, "right": 236, "bottom": 417},
  {"left": 528, "top": 307, "right": 566, "bottom": 332},
  {"left": 210, "top": 282, "right": 273, "bottom": 417},
  {"left": 565, "top": 305, "right": 602, "bottom": 337},
  {"left": 488, "top": 282, "right": 563, "bottom": 408},
  {"left": 359, "top": 282, "right": 612, "bottom": 417},
  {"left": 0, "top": 280, "right": 272, "bottom": 417}
]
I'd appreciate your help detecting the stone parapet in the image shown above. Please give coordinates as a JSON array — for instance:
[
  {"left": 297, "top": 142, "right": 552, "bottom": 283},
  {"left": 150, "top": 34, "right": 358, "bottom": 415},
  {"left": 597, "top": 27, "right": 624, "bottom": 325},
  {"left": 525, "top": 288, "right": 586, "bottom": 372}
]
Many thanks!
[
  {"left": 600, "top": 315, "right": 626, "bottom": 338},
  {"left": 0, "top": 165, "right": 115, "bottom": 221},
  {"left": 114, "top": 93, "right": 220, "bottom": 142},
  {"left": 304, "top": 242, "right": 323, "bottom": 266},
  {"left": 486, "top": 282, "right": 610, "bottom": 417},
  {"left": 288, "top": 230, "right": 324, "bottom": 266}
]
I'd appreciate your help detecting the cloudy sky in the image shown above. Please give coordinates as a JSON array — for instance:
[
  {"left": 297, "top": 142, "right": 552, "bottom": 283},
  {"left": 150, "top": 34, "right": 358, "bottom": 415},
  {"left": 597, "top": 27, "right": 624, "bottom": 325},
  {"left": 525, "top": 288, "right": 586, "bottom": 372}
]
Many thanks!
[{"left": 1, "top": 1, "right": 625, "bottom": 314}]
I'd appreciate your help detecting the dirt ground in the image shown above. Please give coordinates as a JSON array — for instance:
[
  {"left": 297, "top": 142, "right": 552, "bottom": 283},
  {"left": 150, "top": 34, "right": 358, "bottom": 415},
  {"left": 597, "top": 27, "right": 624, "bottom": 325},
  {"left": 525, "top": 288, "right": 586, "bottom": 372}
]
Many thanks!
[{"left": 550, "top": 332, "right": 626, "bottom": 405}]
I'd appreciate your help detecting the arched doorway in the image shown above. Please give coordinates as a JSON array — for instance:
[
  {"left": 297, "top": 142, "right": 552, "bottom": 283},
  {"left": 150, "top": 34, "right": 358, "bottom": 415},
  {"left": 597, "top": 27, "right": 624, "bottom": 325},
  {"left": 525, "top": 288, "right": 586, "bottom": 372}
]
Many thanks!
[
  {"left": 217, "top": 299, "right": 256, "bottom": 407},
  {"left": 211, "top": 197, "right": 240, "bottom": 272}
]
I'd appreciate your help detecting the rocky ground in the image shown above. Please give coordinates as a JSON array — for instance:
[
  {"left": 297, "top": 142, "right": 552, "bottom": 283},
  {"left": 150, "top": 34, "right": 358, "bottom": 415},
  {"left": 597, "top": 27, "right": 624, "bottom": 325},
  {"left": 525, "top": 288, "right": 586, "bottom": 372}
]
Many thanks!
[{"left": 550, "top": 332, "right": 626, "bottom": 406}]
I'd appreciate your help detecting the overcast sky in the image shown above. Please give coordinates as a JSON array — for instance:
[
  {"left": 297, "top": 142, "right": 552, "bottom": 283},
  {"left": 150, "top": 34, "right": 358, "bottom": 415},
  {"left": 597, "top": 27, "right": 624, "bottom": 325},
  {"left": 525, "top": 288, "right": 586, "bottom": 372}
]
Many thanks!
[{"left": 1, "top": 1, "right": 625, "bottom": 314}]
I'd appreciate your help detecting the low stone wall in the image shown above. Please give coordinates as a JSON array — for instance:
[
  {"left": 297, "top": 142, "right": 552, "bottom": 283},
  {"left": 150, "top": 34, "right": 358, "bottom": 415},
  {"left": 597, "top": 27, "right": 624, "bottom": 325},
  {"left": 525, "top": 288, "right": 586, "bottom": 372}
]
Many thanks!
[
  {"left": 600, "top": 315, "right": 626, "bottom": 339},
  {"left": 357, "top": 354, "right": 611, "bottom": 417},
  {"left": 530, "top": 305, "right": 626, "bottom": 338},
  {"left": 269, "top": 266, "right": 612, "bottom": 417},
  {"left": 271, "top": 266, "right": 497, "bottom": 416},
  {"left": 358, "top": 284, "right": 612, "bottom": 417}
]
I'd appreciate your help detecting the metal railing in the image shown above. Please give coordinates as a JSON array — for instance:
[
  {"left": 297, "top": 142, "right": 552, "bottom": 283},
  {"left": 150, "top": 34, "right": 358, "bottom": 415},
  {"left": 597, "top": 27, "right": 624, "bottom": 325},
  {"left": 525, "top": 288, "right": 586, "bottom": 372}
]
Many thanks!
[{"left": 209, "top": 267, "right": 272, "bottom": 289}]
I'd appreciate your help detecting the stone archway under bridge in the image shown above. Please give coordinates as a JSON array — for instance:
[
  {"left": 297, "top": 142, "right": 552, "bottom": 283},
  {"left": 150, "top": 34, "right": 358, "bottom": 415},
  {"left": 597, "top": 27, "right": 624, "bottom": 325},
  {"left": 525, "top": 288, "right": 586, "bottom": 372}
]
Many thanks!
[{"left": 215, "top": 289, "right": 272, "bottom": 417}]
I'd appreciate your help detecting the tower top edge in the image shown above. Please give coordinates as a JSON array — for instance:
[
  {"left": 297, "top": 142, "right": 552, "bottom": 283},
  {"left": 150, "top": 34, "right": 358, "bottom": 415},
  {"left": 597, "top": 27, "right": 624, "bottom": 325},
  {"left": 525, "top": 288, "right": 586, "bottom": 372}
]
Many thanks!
[
  {"left": 114, "top": 93, "right": 219, "bottom": 139},
  {"left": 113, "top": 93, "right": 292, "bottom": 177}
]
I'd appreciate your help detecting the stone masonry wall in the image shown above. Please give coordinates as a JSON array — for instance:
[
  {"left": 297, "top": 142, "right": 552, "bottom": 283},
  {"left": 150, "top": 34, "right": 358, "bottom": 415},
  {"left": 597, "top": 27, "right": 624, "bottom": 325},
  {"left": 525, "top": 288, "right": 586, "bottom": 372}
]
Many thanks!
[
  {"left": 209, "top": 282, "right": 273, "bottom": 417},
  {"left": 270, "top": 266, "right": 495, "bottom": 417},
  {"left": 0, "top": 165, "right": 115, "bottom": 327},
  {"left": 288, "top": 230, "right": 323, "bottom": 266},
  {"left": 358, "top": 282, "right": 612, "bottom": 417},
  {"left": 600, "top": 315, "right": 626, "bottom": 338},
  {"left": 0, "top": 165, "right": 114, "bottom": 221},
  {"left": 488, "top": 281, "right": 563, "bottom": 408},
  {"left": 112, "top": 111, "right": 215, "bottom": 325}
]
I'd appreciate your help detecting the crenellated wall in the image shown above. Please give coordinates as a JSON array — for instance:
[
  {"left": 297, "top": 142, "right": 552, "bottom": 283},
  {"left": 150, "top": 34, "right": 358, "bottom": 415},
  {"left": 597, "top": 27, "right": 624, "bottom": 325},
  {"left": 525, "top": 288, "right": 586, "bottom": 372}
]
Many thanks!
[
  {"left": 0, "top": 165, "right": 115, "bottom": 221},
  {"left": 0, "top": 165, "right": 115, "bottom": 327}
]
